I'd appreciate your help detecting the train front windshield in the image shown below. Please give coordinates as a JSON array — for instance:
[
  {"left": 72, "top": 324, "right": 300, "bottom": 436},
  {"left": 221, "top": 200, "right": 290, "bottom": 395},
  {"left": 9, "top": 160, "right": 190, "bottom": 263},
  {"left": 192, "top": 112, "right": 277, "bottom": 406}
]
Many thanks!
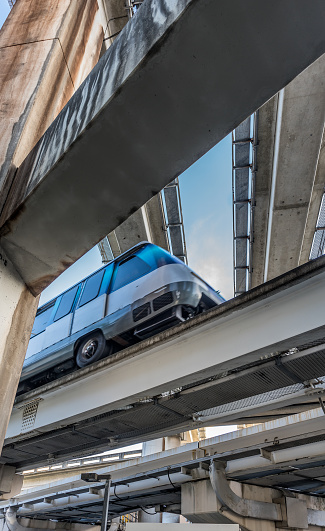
[{"left": 110, "top": 244, "right": 183, "bottom": 292}]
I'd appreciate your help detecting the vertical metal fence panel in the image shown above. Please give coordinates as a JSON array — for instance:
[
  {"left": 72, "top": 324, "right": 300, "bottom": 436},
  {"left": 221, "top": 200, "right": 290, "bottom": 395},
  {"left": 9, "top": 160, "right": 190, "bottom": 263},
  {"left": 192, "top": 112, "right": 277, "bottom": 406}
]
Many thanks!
[{"left": 310, "top": 193, "right": 325, "bottom": 259}]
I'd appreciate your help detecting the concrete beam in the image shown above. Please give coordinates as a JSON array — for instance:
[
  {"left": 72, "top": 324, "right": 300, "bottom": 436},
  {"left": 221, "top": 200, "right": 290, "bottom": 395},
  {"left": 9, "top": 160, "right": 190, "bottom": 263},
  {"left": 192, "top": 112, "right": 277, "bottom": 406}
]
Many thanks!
[
  {"left": 5, "top": 256, "right": 325, "bottom": 447},
  {"left": 252, "top": 54, "right": 325, "bottom": 284},
  {"left": 1, "top": 1, "right": 325, "bottom": 294},
  {"left": 251, "top": 97, "right": 278, "bottom": 288},
  {"left": 0, "top": 465, "right": 23, "bottom": 500},
  {"left": 266, "top": 56, "right": 325, "bottom": 281}
]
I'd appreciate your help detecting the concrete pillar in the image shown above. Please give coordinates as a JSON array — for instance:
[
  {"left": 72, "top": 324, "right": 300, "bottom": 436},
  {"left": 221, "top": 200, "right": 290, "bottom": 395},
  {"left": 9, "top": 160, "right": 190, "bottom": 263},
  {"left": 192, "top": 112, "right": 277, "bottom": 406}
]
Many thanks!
[
  {"left": 101, "top": 0, "right": 129, "bottom": 46},
  {"left": 142, "top": 435, "right": 183, "bottom": 456},
  {"left": 0, "top": 249, "right": 38, "bottom": 452},
  {"left": 0, "top": 0, "right": 103, "bottom": 205},
  {"left": 164, "top": 435, "right": 182, "bottom": 451},
  {"left": 161, "top": 513, "right": 180, "bottom": 524},
  {"left": 141, "top": 436, "right": 181, "bottom": 524},
  {"left": 138, "top": 508, "right": 161, "bottom": 524},
  {"left": 0, "top": 0, "right": 103, "bottom": 456}
]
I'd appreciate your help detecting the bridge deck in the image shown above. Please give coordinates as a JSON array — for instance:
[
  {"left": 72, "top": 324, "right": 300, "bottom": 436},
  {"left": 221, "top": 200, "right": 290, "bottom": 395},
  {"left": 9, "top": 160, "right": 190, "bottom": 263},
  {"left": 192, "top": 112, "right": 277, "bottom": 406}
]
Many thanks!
[{"left": 2, "top": 256, "right": 325, "bottom": 470}]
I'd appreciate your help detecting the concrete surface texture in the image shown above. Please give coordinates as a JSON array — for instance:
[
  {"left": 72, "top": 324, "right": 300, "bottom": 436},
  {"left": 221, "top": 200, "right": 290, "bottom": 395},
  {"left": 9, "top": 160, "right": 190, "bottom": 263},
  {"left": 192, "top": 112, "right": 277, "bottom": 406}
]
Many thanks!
[
  {"left": 0, "top": 0, "right": 103, "bottom": 210},
  {"left": 1, "top": 1, "right": 325, "bottom": 294},
  {"left": 4, "top": 256, "right": 325, "bottom": 468},
  {"left": 182, "top": 478, "right": 324, "bottom": 530},
  {"left": 252, "top": 54, "right": 325, "bottom": 285}
]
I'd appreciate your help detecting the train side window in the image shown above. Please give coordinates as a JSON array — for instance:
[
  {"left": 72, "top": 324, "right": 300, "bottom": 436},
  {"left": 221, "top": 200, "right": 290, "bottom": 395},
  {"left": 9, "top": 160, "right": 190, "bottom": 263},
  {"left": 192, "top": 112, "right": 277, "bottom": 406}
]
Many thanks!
[
  {"left": 54, "top": 286, "right": 79, "bottom": 322},
  {"left": 31, "top": 303, "right": 55, "bottom": 337},
  {"left": 111, "top": 256, "right": 152, "bottom": 292},
  {"left": 79, "top": 270, "right": 105, "bottom": 307}
]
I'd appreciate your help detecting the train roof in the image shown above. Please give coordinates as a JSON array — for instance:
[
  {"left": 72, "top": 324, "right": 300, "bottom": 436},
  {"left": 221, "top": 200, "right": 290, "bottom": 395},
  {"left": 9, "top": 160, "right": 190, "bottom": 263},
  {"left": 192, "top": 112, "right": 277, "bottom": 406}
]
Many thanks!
[{"left": 36, "top": 241, "right": 151, "bottom": 314}]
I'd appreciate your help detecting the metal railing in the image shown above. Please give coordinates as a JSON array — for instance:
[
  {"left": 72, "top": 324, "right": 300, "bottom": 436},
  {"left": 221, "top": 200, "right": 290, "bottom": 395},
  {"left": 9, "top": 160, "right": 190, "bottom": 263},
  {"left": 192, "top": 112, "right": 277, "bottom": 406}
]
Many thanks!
[{"left": 232, "top": 113, "right": 258, "bottom": 296}]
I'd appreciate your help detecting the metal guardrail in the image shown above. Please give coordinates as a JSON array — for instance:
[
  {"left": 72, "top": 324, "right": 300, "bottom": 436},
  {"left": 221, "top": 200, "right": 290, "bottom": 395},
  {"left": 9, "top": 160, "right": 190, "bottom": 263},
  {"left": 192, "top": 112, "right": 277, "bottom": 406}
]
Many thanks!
[{"left": 232, "top": 113, "right": 258, "bottom": 296}]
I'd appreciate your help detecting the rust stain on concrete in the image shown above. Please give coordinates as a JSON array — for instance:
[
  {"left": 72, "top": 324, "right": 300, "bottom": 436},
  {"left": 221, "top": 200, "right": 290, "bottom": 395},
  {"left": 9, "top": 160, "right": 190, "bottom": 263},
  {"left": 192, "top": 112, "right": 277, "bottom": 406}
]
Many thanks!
[{"left": 0, "top": 0, "right": 102, "bottom": 221}]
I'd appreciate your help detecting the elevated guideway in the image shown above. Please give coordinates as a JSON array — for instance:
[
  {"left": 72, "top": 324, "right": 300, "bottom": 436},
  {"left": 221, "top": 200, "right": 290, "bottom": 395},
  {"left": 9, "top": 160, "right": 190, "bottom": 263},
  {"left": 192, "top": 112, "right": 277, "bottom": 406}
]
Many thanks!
[
  {"left": 2, "top": 0, "right": 325, "bottom": 463},
  {"left": 2, "top": 409, "right": 325, "bottom": 528},
  {"left": 1, "top": 1, "right": 325, "bottom": 294},
  {"left": 3, "top": 255, "right": 325, "bottom": 471},
  {"left": 236, "top": 54, "right": 325, "bottom": 290}
]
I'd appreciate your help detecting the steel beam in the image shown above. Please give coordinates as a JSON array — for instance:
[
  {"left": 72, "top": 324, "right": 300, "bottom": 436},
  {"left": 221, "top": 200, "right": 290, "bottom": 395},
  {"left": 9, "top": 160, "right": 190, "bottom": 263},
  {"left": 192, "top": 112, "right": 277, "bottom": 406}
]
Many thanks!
[{"left": 1, "top": 1, "right": 325, "bottom": 293}]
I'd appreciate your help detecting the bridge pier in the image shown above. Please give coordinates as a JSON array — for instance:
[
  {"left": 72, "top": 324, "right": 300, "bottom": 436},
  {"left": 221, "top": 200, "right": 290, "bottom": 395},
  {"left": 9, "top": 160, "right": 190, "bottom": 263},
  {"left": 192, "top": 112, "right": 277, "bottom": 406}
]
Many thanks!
[
  {"left": 182, "top": 477, "right": 325, "bottom": 530},
  {"left": 0, "top": 249, "right": 37, "bottom": 454}
]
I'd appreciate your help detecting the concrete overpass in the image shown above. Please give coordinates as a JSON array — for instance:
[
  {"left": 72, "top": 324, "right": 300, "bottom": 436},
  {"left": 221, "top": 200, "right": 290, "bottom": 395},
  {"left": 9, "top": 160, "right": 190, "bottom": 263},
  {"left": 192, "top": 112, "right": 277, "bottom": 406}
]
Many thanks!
[
  {"left": 3, "top": 1, "right": 325, "bottom": 295},
  {"left": 2, "top": 408, "right": 325, "bottom": 530},
  {"left": 98, "top": 178, "right": 187, "bottom": 264},
  {"left": 2, "top": 255, "right": 325, "bottom": 472},
  {"left": 233, "top": 54, "right": 325, "bottom": 293},
  {"left": 2, "top": 0, "right": 325, "bottom": 507}
]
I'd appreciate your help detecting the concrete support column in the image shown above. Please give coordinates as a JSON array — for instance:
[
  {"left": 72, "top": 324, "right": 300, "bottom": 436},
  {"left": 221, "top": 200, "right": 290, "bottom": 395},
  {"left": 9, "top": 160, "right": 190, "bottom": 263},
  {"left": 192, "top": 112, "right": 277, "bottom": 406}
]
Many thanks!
[
  {"left": 142, "top": 434, "right": 183, "bottom": 456},
  {"left": 164, "top": 435, "right": 182, "bottom": 451},
  {"left": 0, "top": 249, "right": 38, "bottom": 452},
  {"left": 142, "top": 438, "right": 164, "bottom": 456},
  {"left": 0, "top": 0, "right": 103, "bottom": 458},
  {"left": 138, "top": 508, "right": 161, "bottom": 524},
  {"left": 141, "top": 436, "right": 181, "bottom": 524}
]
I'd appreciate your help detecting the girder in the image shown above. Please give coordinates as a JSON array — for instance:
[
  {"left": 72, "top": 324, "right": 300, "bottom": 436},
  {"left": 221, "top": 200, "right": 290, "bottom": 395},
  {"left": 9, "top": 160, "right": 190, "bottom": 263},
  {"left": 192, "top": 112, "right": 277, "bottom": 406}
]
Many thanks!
[
  {"left": 1, "top": 1, "right": 325, "bottom": 293},
  {"left": 2, "top": 256, "right": 325, "bottom": 470}
]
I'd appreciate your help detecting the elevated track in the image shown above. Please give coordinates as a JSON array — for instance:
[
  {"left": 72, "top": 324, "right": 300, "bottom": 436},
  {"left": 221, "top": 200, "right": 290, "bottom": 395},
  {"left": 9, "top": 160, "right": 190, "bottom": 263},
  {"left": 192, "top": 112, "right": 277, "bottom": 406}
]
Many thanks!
[{"left": 2, "top": 256, "right": 325, "bottom": 470}]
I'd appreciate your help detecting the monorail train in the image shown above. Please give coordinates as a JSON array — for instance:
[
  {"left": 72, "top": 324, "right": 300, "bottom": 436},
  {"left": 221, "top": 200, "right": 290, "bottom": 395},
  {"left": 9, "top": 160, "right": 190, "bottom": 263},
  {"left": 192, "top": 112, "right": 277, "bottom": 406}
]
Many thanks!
[{"left": 19, "top": 243, "right": 225, "bottom": 393}]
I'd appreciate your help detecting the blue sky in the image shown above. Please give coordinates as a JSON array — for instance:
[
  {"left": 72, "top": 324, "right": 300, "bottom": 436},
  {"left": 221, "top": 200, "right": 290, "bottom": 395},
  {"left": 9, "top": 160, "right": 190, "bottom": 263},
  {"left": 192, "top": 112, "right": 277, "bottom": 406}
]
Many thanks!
[
  {"left": 0, "top": 0, "right": 8, "bottom": 23},
  {"left": 0, "top": 1, "right": 234, "bottom": 305},
  {"left": 38, "top": 137, "right": 233, "bottom": 304}
]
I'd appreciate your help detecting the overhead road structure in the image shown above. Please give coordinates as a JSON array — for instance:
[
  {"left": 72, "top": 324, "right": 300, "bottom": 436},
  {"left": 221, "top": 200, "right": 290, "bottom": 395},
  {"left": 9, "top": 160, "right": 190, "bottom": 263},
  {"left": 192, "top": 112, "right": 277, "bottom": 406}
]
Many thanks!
[
  {"left": 86, "top": 0, "right": 188, "bottom": 263},
  {"left": 1, "top": 1, "right": 325, "bottom": 294},
  {"left": 240, "top": 54, "right": 325, "bottom": 289},
  {"left": 4, "top": 0, "right": 187, "bottom": 267},
  {"left": 2, "top": 255, "right": 325, "bottom": 471},
  {"left": 2, "top": 0, "right": 325, "bottom": 459},
  {"left": 2, "top": 409, "right": 325, "bottom": 529}
]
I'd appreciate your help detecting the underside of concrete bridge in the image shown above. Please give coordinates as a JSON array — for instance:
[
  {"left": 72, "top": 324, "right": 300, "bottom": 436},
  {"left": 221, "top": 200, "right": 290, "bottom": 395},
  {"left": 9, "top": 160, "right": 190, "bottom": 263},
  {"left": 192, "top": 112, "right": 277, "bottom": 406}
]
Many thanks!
[
  {"left": 233, "top": 53, "right": 325, "bottom": 292},
  {"left": 1, "top": 0, "right": 325, "bottom": 525},
  {"left": 2, "top": 0, "right": 325, "bottom": 294},
  {"left": 2, "top": 256, "right": 325, "bottom": 471},
  {"left": 2, "top": 409, "right": 325, "bottom": 530}
]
